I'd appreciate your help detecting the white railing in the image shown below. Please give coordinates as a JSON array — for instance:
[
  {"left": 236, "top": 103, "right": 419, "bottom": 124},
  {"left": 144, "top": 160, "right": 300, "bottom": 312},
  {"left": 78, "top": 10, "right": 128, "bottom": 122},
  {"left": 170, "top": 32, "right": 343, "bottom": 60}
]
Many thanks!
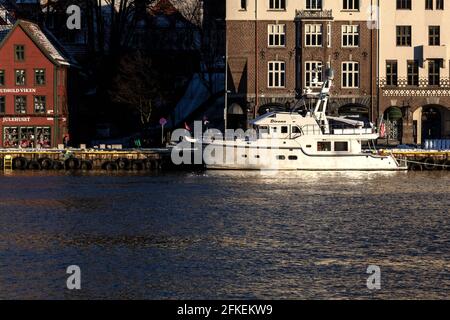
[{"left": 300, "top": 124, "right": 376, "bottom": 136}]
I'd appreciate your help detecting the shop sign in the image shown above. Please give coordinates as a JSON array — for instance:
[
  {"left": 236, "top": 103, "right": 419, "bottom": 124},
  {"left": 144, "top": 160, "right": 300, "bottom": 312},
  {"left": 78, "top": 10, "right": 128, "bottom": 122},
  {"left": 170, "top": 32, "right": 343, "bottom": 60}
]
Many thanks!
[
  {"left": 2, "top": 117, "right": 31, "bottom": 123},
  {"left": 0, "top": 88, "right": 37, "bottom": 94}
]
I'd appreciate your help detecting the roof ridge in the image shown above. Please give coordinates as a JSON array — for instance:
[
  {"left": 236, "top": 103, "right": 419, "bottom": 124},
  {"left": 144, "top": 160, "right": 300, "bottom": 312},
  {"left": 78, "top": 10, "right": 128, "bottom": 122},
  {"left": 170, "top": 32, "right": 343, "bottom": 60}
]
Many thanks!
[{"left": 0, "top": 19, "right": 73, "bottom": 66}]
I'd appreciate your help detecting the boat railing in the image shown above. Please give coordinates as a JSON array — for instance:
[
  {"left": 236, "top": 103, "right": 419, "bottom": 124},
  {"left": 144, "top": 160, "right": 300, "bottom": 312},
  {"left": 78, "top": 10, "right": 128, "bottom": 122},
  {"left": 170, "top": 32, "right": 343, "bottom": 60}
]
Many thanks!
[
  {"left": 331, "top": 126, "right": 375, "bottom": 135},
  {"left": 300, "top": 125, "right": 323, "bottom": 136},
  {"left": 301, "top": 124, "right": 376, "bottom": 136}
]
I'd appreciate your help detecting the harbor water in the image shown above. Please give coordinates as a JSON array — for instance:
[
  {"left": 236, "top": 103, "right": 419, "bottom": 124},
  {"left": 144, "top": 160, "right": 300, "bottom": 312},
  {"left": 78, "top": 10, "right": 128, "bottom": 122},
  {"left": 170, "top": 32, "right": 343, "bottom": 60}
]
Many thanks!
[{"left": 0, "top": 170, "right": 449, "bottom": 299}]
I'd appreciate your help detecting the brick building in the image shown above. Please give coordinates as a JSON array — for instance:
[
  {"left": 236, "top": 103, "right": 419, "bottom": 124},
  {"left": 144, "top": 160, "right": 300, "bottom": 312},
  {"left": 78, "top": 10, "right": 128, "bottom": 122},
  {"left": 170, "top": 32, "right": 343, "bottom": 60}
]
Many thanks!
[
  {"left": 0, "top": 19, "right": 71, "bottom": 148},
  {"left": 225, "top": 0, "right": 378, "bottom": 129}
]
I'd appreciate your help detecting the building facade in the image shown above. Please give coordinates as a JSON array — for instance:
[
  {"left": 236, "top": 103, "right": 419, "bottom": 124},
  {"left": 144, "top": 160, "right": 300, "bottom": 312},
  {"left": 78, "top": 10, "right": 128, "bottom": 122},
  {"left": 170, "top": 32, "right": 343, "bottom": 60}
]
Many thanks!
[
  {"left": 0, "top": 19, "right": 70, "bottom": 148},
  {"left": 226, "top": 0, "right": 378, "bottom": 129},
  {"left": 379, "top": 0, "right": 450, "bottom": 144},
  {"left": 226, "top": 0, "right": 450, "bottom": 145}
]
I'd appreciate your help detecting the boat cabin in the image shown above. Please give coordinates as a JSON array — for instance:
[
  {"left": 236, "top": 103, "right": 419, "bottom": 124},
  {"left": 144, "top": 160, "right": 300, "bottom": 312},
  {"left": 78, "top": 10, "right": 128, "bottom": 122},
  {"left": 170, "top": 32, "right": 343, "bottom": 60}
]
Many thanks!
[{"left": 250, "top": 111, "right": 377, "bottom": 155}]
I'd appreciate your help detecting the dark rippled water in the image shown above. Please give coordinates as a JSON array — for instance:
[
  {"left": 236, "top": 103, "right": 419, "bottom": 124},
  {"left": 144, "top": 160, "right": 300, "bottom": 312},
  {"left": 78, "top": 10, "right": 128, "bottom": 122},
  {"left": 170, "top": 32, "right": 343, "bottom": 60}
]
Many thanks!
[{"left": 0, "top": 170, "right": 449, "bottom": 299}]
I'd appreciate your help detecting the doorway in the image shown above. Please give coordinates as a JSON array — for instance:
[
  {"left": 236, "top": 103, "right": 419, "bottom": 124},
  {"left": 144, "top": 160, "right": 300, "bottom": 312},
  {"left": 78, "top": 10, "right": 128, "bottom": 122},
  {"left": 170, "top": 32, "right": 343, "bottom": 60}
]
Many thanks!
[
  {"left": 422, "top": 106, "right": 442, "bottom": 140},
  {"left": 384, "top": 106, "right": 403, "bottom": 143},
  {"left": 227, "top": 103, "right": 247, "bottom": 130}
]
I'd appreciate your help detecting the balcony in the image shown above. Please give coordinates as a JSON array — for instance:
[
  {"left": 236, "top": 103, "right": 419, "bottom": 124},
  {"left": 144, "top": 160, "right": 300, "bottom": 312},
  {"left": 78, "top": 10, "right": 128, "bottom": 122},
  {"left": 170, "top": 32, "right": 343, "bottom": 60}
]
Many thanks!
[
  {"left": 295, "top": 9, "right": 333, "bottom": 20},
  {"left": 423, "top": 45, "right": 448, "bottom": 60}
]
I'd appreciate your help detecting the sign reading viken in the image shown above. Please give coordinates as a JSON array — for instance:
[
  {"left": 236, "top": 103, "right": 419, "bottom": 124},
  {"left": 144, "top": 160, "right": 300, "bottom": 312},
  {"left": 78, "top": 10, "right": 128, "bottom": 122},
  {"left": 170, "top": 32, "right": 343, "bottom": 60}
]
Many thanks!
[{"left": 0, "top": 88, "right": 37, "bottom": 93}]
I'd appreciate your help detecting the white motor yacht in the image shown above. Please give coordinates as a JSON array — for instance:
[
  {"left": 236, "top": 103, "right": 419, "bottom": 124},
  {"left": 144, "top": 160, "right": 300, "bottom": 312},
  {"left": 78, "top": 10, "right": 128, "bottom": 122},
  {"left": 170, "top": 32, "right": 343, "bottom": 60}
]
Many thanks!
[{"left": 185, "top": 68, "right": 407, "bottom": 171}]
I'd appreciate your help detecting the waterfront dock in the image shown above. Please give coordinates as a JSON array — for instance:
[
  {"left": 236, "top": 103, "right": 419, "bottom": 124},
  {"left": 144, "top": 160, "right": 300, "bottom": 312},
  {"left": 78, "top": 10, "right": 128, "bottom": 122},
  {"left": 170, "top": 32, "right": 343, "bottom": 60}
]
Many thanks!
[
  {"left": 381, "top": 149, "right": 450, "bottom": 171},
  {"left": 0, "top": 148, "right": 172, "bottom": 171},
  {"left": 0, "top": 148, "right": 449, "bottom": 171}
]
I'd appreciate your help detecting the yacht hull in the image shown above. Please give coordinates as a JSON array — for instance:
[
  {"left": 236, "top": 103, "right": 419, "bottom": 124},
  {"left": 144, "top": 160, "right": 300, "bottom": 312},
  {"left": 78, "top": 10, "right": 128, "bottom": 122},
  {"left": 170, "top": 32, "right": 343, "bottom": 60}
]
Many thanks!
[{"left": 202, "top": 144, "right": 407, "bottom": 171}]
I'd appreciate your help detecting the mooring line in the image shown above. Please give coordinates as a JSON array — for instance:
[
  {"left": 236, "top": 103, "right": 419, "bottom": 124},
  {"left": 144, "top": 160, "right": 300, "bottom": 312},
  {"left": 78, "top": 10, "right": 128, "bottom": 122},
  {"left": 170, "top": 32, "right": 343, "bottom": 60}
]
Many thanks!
[{"left": 399, "top": 158, "right": 450, "bottom": 169}]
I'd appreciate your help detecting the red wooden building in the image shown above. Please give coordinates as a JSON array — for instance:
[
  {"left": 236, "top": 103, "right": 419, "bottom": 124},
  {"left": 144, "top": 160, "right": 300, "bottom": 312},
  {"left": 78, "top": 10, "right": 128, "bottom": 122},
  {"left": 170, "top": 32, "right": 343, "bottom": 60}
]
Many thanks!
[{"left": 0, "top": 19, "right": 71, "bottom": 148}]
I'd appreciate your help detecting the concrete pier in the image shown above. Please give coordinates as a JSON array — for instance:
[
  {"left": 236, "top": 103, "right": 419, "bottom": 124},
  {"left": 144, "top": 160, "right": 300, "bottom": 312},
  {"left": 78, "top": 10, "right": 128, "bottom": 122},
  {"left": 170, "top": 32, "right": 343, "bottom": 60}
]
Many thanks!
[
  {"left": 381, "top": 149, "right": 450, "bottom": 171},
  {"left": 0, "top": 148, "right": 172, "bottom": 171}
]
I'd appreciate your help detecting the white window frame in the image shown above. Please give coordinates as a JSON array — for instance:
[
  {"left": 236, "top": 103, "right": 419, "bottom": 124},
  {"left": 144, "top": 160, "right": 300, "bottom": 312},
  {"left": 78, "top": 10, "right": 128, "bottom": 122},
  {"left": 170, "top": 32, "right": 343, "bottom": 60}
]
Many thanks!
[
  {"left": 269, "top": 0, "right": 286, "bottom": 10},
  {"left": 305, "top": 61, "right": 323, "bottom": 87},
  {"left": 341, "top": 62, "right": 360, "bottom": 88},
  {"left": 305, "top": 24, "right": 323, "bottom": 47},
  {"left": 342, "top": 25, "right": 359, "bottom": 47},
  {"left": 268, "top": 61, "right": 286, "bottom": 88},
  {"left": 268, "top": 24, "right": 286, "bottom": 47},
  {"left": 306, "top": 0, "right": 322, "bottom": 10},
  {"left": 343, "top": 0, "right": 360, "bottom": 10}
]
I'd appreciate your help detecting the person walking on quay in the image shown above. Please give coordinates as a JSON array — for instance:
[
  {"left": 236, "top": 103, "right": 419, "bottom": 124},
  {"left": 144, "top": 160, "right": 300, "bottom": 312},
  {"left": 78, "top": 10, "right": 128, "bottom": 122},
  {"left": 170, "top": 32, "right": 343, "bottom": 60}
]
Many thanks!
[{"left": 63, "top": 134, "right": 70, "bottom": 148}]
